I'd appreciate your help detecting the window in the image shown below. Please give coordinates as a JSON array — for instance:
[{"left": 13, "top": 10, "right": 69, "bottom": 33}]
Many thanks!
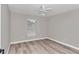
[{"left": 25, "top": 19, "right": 36, "bottom": 37}]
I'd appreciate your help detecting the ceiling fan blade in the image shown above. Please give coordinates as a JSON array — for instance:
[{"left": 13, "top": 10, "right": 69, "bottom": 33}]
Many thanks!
[{"left": 34, "top": 5, "right": 52, "bottom": 16}]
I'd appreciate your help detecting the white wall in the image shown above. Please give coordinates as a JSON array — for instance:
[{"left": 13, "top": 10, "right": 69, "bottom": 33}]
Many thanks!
[
  {"left": 0, "top": 4, "right": 1, "bottom": 48},
  {"left": 1, "top": 4, "right": 10, "bottom": 53},
  {"left": 49, "top": 8, "right": 79, "bottom": 48},
  {"left": 10, "top": 12, "right": 48, "bottom": 42}
]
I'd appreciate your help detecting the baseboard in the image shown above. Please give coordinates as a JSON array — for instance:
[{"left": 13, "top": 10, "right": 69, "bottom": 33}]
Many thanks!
[
  {"left": 10, "top": 37, "right": 48, "bottom": 44},
  {"left": 48, "top": 37, "right": 79, "bottom": 51}
]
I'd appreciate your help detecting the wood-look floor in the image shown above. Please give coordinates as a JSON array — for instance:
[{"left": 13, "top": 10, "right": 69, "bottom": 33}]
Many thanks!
[{"left": 8, "top": 39, "right": 79, "bottom": 54}]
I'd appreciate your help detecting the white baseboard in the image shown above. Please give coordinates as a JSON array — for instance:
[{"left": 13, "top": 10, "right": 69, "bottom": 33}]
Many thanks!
[
  {"left": 10, "top": 37, "right": 48, "bottom": 44},
  {"left": 48, "top": 37, "right": 79, "bottom": 51}
]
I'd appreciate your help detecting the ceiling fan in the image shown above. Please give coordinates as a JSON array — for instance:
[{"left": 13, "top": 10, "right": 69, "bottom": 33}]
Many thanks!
[{"left": 37, "top": 5, "right": 52, "bottom": 16}]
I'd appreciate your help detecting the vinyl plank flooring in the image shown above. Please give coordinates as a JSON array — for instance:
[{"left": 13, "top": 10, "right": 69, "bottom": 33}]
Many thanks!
[
  {"left": 42, "top": 39, "right": 75, "bottom": 54},
  {"left": 8, "top": 39, "right": 79, "bottom": 54},
  {"left": 37, "top": 40, "right": 59, "bottom": 54},
  {"left": 45, "top": 39, "right": 79, "bottom": 53}
]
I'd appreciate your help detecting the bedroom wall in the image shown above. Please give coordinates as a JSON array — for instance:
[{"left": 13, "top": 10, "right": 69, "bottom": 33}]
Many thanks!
[
  {"left": 49, "top": 8, "right": 79, "bottom": 48},
  {"left": 10, "top": 12, "right": 48, "bottom": 42},
  {"left": 1, "top": 4, "right": 10, "bottom": 53}
]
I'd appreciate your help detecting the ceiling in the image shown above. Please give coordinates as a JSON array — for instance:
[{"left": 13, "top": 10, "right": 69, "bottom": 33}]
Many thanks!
[{"left": 8, "top": 4, "right": 79, "bottom": 17}]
